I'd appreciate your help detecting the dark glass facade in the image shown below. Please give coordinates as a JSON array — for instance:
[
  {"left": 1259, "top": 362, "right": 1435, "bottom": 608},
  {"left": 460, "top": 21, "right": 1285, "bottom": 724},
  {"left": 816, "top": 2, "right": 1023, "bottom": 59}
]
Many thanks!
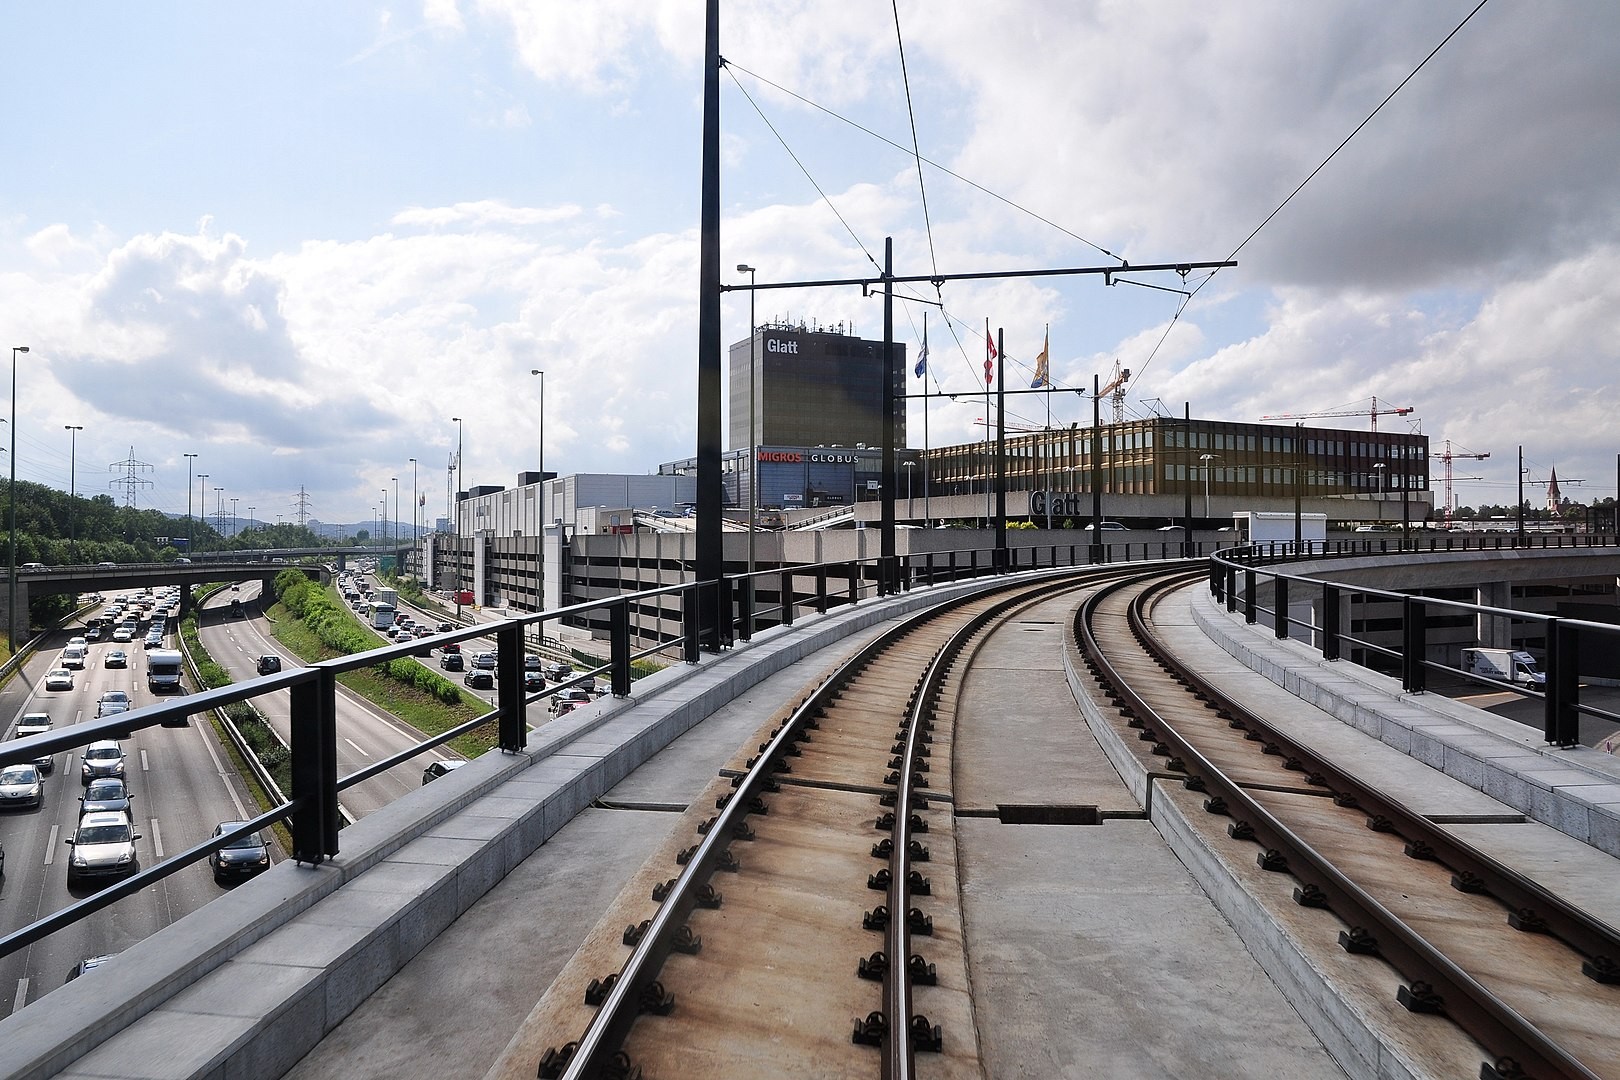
[{"left": 728, "top": 324, "right": 907, "bottom": 451}]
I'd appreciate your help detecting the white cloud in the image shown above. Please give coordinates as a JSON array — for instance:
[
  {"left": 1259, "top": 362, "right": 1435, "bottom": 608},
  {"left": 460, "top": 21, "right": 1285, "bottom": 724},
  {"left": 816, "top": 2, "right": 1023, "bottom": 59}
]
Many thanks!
[{"left": 391, "top": 201, "right": 582, "bottom": 228}]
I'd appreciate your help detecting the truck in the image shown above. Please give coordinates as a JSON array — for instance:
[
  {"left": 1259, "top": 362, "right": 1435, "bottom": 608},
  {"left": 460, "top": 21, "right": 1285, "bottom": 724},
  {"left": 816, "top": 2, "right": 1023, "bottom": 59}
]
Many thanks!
[
  {"left": 375, "top": 588, "right": 398, "bottom": 610},
  {"left": 1461, "top": 648, "right": 1546, "bottom": 688},
  {"left": 147, "top": 648, "right": 185, "bottom": 694}
]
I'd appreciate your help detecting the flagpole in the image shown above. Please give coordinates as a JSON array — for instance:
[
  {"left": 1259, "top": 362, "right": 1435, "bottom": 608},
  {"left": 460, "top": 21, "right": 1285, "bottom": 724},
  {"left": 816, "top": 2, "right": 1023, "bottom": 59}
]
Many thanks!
[
  {"left": 984, "top": 317, "right": 992, "bottom": 528},
  {"left": 922, "top": 312, "right": 930, "bottom": 526},
  {"left": 1043, "top": 325, "right": 1051, "bottom": 529}
]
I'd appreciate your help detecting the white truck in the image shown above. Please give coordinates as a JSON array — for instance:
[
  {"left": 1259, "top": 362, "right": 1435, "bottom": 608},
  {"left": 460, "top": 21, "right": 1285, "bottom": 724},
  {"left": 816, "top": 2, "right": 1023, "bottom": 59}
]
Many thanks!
[
  {"left": 375, "top": 588, "right": 398, "bottom": 610},
  {"left": 1461, "top": 648, "right": 1546, "bottom": 688},
  {"left": 147, "top": 648, "right": 185, "bottom": 694}
]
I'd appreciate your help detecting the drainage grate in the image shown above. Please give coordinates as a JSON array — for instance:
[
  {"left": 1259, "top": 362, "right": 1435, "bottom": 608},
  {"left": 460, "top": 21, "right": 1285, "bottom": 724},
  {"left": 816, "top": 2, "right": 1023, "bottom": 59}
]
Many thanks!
[{"left": 996, "top": 804, "right": 1102, "bottom": 825}]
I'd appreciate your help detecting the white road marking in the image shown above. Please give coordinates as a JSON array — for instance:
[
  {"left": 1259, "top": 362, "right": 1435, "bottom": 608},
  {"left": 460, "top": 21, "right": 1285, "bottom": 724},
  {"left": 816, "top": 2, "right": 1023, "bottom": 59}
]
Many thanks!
[
  {"left": 12, "top": 978, "right": 28, "bottom": 1014},
  {"left": 43, "top": 824, "right": 59, "bottom": 866},
  {"left": 149, "top": 818, "right": 164, "bottom": 859},
  {"left": 192, "top": 716, "right": 249, "bottom": 819},
  {"left": 344, "top": 738, "right": 367, "bottom": 756},
  {"left": 140, "top": 748, "right": 150, "bottom": 773}
]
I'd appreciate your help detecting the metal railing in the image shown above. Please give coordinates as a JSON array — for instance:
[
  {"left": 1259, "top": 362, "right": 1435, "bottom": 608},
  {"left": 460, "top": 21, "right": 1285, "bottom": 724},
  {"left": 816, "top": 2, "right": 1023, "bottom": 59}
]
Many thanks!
[{"left": 1210, "top": 534, "right": 1620, "bottom": 746}]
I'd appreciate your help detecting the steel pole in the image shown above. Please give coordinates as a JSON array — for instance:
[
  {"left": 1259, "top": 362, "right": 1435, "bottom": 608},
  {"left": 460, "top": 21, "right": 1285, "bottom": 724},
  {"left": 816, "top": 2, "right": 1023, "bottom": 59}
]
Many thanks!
[
  {"left": 65, "top": 425, "right": 82, "bottom": 562},
  {"left": 183, "top": 453, "right": 197, "bottom": 551},
  {"left": 8, "top": 346, "right": 25, "bottom": 651}
]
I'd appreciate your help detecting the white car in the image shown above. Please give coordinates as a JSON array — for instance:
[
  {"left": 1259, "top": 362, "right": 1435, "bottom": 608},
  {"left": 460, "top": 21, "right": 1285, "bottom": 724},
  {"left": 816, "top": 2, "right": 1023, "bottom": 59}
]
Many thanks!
[
  {"left": 0, "top": 763, "right": 44, "bottom": 809},
  {"left": 65, "top": 811, "right": 141, "bottom": 884},
  {"left": 45, "top": 668, "right": 75, "bottom": 691}
]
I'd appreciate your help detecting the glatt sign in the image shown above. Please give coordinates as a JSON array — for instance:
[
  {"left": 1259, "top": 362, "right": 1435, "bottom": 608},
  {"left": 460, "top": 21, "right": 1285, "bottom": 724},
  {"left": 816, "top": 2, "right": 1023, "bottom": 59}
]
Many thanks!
[{"left": 1029, "top": 490, "right": 1086, "bottom": 517}]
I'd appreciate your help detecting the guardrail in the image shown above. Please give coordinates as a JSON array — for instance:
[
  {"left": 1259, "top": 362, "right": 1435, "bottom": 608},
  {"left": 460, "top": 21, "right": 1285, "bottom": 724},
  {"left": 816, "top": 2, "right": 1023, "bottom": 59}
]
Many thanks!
[{"left": 1210, "top": 535, "right": 1620, "bottom": 747}]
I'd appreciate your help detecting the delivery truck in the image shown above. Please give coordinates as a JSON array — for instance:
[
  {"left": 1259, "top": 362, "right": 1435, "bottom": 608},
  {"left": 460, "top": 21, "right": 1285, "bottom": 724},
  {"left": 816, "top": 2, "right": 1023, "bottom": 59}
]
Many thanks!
[
  {"left": 147, "top": 649, "right": 185, "bottom": 694},
  {"left": 1461, "top": 648, "right": 1546, "bottom": 688}
]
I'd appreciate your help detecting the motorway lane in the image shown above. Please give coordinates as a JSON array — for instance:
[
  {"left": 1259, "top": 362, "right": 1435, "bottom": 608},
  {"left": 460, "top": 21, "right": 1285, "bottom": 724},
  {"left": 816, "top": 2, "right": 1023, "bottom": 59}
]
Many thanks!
[
  {"left": 0, "top": 602, "right": 255, "bottom": 1018},
  {"left": 196, "top": 582, "right": 456, "bottom": 816}
]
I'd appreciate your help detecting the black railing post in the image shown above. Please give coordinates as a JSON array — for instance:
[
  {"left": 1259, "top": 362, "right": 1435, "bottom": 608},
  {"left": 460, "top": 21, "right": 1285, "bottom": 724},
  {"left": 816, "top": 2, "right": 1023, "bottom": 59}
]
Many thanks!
[
  {"left": 816, "top": 565, "right": 829, "bottom": 613},
  {"left": 780, "top": 570, "right": 795, "bottom": 627},
  {"left": 847, "top": 560, "right": 860, "bottom": 604},
  {"left": 1209, "top": 558, "right": 1223, "bottom": 600},
  {"left": 737, "top": 576, "right": 753, "bottom": 642},
  {"left": 1225, "top": 564, "right": 1238, "bottom": 612},
  {"left": 681, "top": 585, "right": 700, "bottom": 664},
  {"left": 1322, "top": 584, "right": 1341, "bottom": 661},
  {"left": 610, "top": 599, "right": 632, "bottom": 697},
  {"left": 1545, "top": 619, "right": 1580, "bottom": 747},
  {"left": 1274, "top": 577, "right": 1289, "bottom": 640},
  {"left": 1402, "top": 596, "right": 1428, "bottom": 693},
  {"left": 496, "top": 621, "right": 525, "bottom": 750},
  {"left": 1243, "top": 568, "right": 1257, "bottom": 624},
  {"left": 289, "top": 670, "right": 339, "bottom": 865}
]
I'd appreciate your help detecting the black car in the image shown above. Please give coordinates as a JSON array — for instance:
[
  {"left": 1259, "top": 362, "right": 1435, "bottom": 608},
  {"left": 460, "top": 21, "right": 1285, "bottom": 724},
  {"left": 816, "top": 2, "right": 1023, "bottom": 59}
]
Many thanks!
[
  {"left": 208, "top": 821, "right": 271, "bottom": 884},
  {"left": 256, "top": 655, "right": 282, "bottom": 675},
  {"left": 524, "top": 671, "right": 546, "bottom": 693},
  {"left": 523, "top": 654, "right": 543, "bottom": 671},
  {"left": 440, "top": 652, "right": 465, "bottom": 672},
  {"left": 463, "top": 669, "right": 493, "bottom": 690},
  {"left": 80, "top": 777, "right": 132, "bottom": 816},
  {"left": 421, "top": 760, "right": 466, "bottom": 785},
  {"left": 65, "top": 953, "right": 116, "bottom": 982}
]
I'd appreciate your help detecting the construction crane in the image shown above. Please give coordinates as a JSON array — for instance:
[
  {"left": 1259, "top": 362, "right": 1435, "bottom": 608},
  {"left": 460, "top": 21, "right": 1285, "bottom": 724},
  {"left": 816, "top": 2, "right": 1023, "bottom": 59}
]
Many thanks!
[
  {"left": 1259, "top": 396, "right": 1414, "bottom": 431},
  {"left": 1099, "top": 359, "right": 1131, "bottom": 423},
  {"left": 1433, "top": 440, "right": 1490, "bottom": 521}
]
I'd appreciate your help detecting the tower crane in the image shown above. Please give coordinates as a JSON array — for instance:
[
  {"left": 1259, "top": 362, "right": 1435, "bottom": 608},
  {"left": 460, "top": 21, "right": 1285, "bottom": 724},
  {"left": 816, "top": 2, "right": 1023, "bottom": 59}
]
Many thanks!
[
  {"left": 1098, "top": 359, "right": 1131, "bottom": 423},
  {"left": 1259, "top": 396, "right": 1414, "bottom": 431},
  {"left": 1433, "top": 440, "right": 1489, "bottom": 521}
]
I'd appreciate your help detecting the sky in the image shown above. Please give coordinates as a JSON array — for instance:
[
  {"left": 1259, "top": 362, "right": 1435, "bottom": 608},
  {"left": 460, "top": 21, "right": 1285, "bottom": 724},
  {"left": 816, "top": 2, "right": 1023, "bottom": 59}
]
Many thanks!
[{"left": 2, "top": 0, "right": 1618, "bottom": 531}]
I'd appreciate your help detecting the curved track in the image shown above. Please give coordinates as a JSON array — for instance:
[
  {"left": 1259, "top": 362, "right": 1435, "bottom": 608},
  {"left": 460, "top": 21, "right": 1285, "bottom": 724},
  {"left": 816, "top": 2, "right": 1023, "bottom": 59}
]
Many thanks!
[
  {"left": 526, "top": 565, "right": 1155, "bottom": 1080},
  {"left": 1075, "top": 569, "right": 1620, "bottom": 1080}
]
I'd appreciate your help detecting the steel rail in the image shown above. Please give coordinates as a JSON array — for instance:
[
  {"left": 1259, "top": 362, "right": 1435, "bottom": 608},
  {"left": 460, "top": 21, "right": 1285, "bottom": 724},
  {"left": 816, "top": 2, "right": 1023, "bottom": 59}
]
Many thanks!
[
  {"left": 547, "top": 565, "right": 1111, "bottom": 1079},
  {"left": 1079, "top": 570, "right": 1601, "bottom": 1080},
  {"left": 1133, "top": 576, "right": 1620, "bottom": 987}
]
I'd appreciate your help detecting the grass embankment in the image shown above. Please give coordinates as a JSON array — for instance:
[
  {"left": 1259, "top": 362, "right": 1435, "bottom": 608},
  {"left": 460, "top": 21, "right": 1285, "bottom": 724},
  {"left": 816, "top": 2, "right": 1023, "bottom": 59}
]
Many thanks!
[{"left": 269, "top": 571, "right": 497, "bottom": 760}]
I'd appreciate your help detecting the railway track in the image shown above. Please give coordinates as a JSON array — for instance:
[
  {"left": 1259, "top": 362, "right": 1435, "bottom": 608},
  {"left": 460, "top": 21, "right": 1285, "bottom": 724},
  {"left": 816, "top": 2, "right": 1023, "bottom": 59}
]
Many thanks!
[
  {"left": 513, "top": 565, "right": 1151, "bottom": 1080},
  {"left": 1074, "top": 569, "right": 1620, "bottom": 1080}
]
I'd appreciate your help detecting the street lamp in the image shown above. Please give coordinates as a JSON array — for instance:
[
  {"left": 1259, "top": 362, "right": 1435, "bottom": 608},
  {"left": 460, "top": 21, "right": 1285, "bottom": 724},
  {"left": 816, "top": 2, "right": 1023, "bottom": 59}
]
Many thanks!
[
  {"left": 8, "top": 345, "right": 26, "bottom": 652},
  {"left": 451, "top": 416, "right": 464, "bottom": 537},
  {"left": 214, "top": 487, "right": 224, "bottom": 534},
  {"left": 197, "top": 474, "right": 209, "bottom": 546},
  {"left": 529, "top": 369, "right": 545, "bottom": 613},
  {"left": 736, "top": 264, "right": 756, "bottom": 579},
  {"left": 183, "top": 452, "right": 198, "bottom": 550},
  {"left": 65, "top": 425, "right": 83, "bottom": 562},
  {"left": 391, "top": 478, "right": 398, "bottom": 560},
  {"left": 408, "top": 457, "right": 417, "bottom": 547},
  {"left": 247, "top": 506, "right": 255, "bottom": 535},
  {"left": 1199, "top": 453, "right": 1219, "bottom": 520},
  {"left": 1373, "top": 463, "right": 1387, "bottom": 524},
  {"left": 381, "top": 488, "right": 389, "bottom": 553},
  {"left": 230, "top": 498, "right": 238, "bottom": 537}
]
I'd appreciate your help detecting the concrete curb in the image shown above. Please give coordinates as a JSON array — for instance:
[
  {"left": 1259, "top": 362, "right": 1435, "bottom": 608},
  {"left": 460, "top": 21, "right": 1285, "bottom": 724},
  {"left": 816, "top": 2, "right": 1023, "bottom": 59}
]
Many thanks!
[{"left": 3, "top": 574, "right": 1013, "bottom": 1080}]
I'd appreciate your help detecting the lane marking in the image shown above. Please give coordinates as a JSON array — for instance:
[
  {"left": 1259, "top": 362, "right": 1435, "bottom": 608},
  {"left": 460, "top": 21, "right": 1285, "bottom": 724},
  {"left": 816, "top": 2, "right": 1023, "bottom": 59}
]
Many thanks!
[
  {"left": 43, "top": 824, "right": 59, "bottom": 866},
  {"left": 191, "top": 715, "right": 249, "bottom": 819},
  {"left": 149, "top": 818, "right": 164, "bottom": 859},
  {"left": 12, "top": 978, "right": 28, "bottom": 1014},
  {"left": 139, "top": 748, "right": 150, "bottom": 773},
  {"left": 344, "top": 738, "right": 367, "bottom": 756}
]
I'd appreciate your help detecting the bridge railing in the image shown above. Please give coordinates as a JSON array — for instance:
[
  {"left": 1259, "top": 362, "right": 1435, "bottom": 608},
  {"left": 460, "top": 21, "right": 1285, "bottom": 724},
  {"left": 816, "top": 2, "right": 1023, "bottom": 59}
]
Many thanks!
[{"left": 1210, "top": 534, "right": 1620, "bottom": 747}]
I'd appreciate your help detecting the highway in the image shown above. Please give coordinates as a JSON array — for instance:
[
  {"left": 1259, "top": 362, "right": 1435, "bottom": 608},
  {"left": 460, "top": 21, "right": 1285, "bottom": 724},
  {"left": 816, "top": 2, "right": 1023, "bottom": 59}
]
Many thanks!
[
  {"left": 0, "top": 591, "right": 257, "bottom": 1018},
  {"left": 193, "top": 580, "right": 459, "bottom": 816}
]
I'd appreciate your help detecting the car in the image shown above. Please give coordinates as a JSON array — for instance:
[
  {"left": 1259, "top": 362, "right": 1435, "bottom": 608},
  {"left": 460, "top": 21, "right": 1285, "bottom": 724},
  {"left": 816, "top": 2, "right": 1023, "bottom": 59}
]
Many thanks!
[
  {"left": 95, "top": 561, "right": 118, "bottom": 569},
  {"left": 413, "top": 641, "right": 434, "bottom": 658},
  {"left": 65, "top": 953, "right": 117, "bottom": 982},
  {"left": 440, "top": 641, "right": 461, "bottom": 655},
  {"left": 80, "top": 741, "right": 126, "bottom": 786},
  {"left": 104, "top": 649, "right": 129, "bottom": 668},
  {"left": 14, "top": 714, "right": 56, "bottom": 773},
  {"left": 208, "top": 821, "right": 271, "bottom": 884},
  {"left": 230, "top": 582, "right": 239, "bottom": 591},
  {"left": 101, "top": 691, "right": 132, "bottom": 709},
  {"left": 64, "top": 811, "right": 141, "bottom": 884},
  {"left": 45, "top": 668, "right": 75, "bottom": 691},
  {"left": 111, "top": 627, "right": 133, "bottom": 643},
  {"left": 545, "top": 662, "right": 574, "bottom": 682},
  {"left": 421, "top": 759, "right": 466, "bottom": 785},
  {"left": 143, "top": 631, "right": 163, "bottom": 648},
  {"left": 550, "top": 688, "right": 593, "bottom": 715},
  {"left": 80, "top": 777, "right": 132, "bottom": 816},
  {"left": 440, "top": 652, "right": 465, "bottom": 672},
  {"left": 0, "top": 763, "right": 44, "bottom": 809},
  {"left": 21, "top": 562, "right": 48, "bottom": 572},
  {"left": 68, "top": 635, "right": 87, "bottom": 647},
  {"left": 1083, "top": 521, "right": 1129, "bottom": 531},
  {"left": 436, "top": 623, "right": 453, "bottom": 634},
  {"left": 472, "top": 652, "right": 497, "bottom": 670},
  {"left": 463, "top": 669, "right": 494, "bottom": 690},
  {"left": 524, "top": 671, "right": 546, "bottom": 693},
  {"left": 1157, "top": 524, "right": 1186, "bottom": 532},
  {"left": 84, "top": 625, "right": 104, "bottom": 642},
  {"left": 256, "top": 655, "right": 282, "bottom": 675},
  {"left": 523, "top": 654, "right": 543, "bottom": 671},
  {"left": 95, "top": 699, "right": 130, "bottom": 719}
]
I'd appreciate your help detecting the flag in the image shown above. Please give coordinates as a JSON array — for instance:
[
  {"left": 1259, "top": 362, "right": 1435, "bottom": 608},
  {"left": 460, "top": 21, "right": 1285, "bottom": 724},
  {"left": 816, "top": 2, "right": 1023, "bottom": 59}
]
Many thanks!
[
  {"left": 1031, "top": 329, "right": 1049, "bottom": 388},
  {"left": 914, "top": 323, "right": 929, "bottom": 378},
  {"left": 986, "top": 329, "right": 997, "bottom": 360},
  {"left": 984, "top": 327, "right": 996, "bottom": 386}
]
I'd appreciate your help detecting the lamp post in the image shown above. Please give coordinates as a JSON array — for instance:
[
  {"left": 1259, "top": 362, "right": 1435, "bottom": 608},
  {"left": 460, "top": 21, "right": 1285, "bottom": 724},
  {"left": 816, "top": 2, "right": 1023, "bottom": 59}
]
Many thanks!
[
  {"left": 1373, "top": 462, "right": 1386, "bottom": 524},
  {"left": 8, "top": 345, "right": 26, "bottom": 651},
  {"left": 183, "top": 453, "right": 198, "bottom": 550},
  {"left": 452, "top": 416, "right": 464, "bottom": 536},
  {"left": 380, "top": 488, "right": 389, "bottom": 554},
  {"left": 409, "top": 456, "right": 417, "bottom": 548},
  {"left": 529, "top": 369, "right": 545, "bottom": 613},
  {"left": 736, "top": 264, "right": 757, "bottom": 580},
  {"left": 197, "top": 474, "right": 209, "bottom": 546},
  {"left": 230, "top": 498, "right": 239, "bottom": 537},
  {"left": 214, "top": 488, "right": 223, "bottom": 535},
  {"left": 391, "top": 478, "right": 398, "bottom": 563},
  {"left": 247, "top": 506, "right": 255, "bottom": 535},
  {"left": 64, "top": 425, "right": 83, "bottom": 562},
  {"left": 1205, "top": 453, "right": 1218, "bottom": 521}
]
